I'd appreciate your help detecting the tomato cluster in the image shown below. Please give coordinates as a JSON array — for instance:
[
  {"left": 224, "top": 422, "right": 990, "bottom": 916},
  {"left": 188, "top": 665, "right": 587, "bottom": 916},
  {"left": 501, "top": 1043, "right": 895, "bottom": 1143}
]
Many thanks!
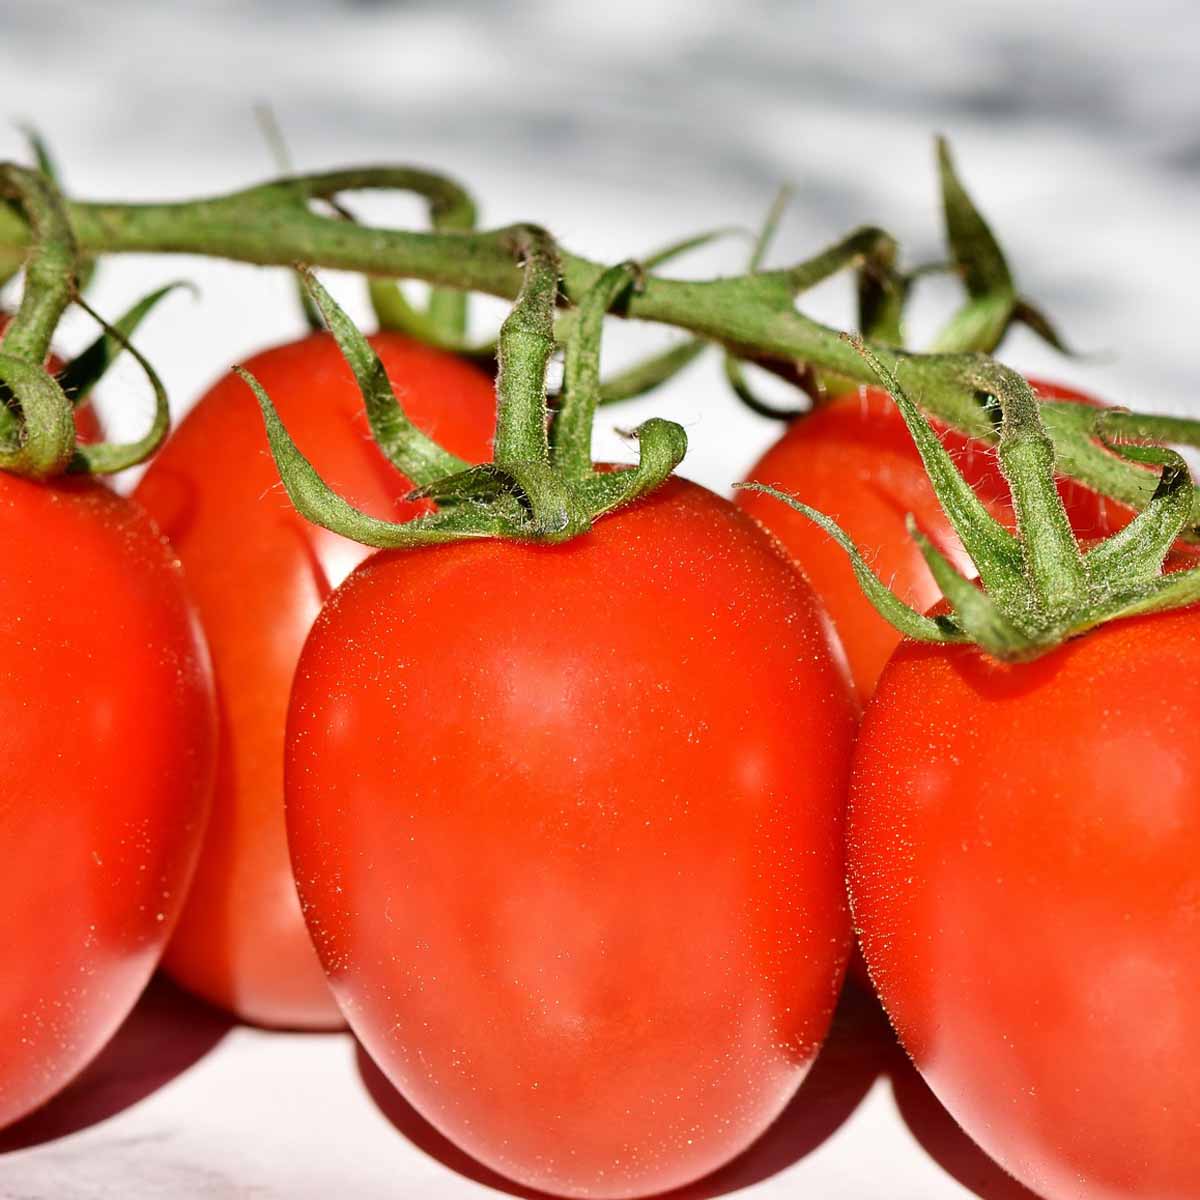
[{"left": 4, "top": 307, "right": 1198, "bottom": 1200}]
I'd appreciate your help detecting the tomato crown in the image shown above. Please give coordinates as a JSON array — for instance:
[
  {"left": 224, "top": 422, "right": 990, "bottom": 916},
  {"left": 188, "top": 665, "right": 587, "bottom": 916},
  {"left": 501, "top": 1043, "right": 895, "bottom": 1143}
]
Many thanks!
[
  {"left": 240, "top": 237, "right": 690, "bottom": 549},
  {"left": 0, "top": 162, "right": 187, "bottom": 480},
  {"left": 739, "top": 339, "right": 1200, "bottom": 661}
]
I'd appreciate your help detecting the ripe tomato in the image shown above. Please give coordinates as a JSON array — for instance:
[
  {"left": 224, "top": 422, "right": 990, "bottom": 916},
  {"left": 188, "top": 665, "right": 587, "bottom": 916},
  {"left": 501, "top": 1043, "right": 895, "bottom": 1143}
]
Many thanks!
[
  {"left": 850, "top": 609, "right": 1200, "bottom": 1200},
  {"left": 134, "top": 331, "right": 497, "bottom": 1029},
  {"left": 736, "top": 380, "right": 1128, "bottom": 700},
  {"left": 0, "top": 475, "right": 214, "bottom": 1129},
  {"left": 285, "top": 478, "right": 856, "bottom": 1199}
]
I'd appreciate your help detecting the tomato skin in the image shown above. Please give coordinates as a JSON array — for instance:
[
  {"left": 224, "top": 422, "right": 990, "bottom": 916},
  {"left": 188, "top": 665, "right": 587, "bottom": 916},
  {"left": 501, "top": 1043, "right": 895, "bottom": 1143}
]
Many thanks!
[
  {"left": 285, "top": 478, "right": 856, "bottom": 1198},
  {"left": 736, "top": 380, "right": 1129, "bottom": 700},
  {"left": 850, "top": 610, "right": 1200, "bottom": 1200},
  {"left": 134, "top": 332, "right": 496, "bottom": 1029},
  {"left": 0, "top": 476, "right": 214, "bottom": 1130}
]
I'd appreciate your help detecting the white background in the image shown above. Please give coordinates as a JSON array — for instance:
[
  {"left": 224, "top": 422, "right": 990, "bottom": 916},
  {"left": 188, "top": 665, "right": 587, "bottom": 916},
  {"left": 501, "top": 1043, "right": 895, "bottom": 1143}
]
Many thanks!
[{"left": 2, "top": 2, "right": 1196, "bottom": 1196}]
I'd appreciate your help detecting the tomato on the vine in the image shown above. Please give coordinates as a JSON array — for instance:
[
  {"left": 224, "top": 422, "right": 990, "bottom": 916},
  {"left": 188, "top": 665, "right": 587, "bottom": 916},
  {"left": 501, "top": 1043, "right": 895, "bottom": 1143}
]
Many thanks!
[
  {"left": 736, "top": 380, "right": 1130, "bottom": 699},
  {"left": 284, "top": 477, "right": 856, "bottom": 1199},
  {"left": 134, "top": 331, "right": 497, "bottom": 1029},
  {"left": 849, "top": 608, "right": 1200, "bottom": 1200},
  {"left": 0, "top": 475, "right": 214, "bottom": 1129}
]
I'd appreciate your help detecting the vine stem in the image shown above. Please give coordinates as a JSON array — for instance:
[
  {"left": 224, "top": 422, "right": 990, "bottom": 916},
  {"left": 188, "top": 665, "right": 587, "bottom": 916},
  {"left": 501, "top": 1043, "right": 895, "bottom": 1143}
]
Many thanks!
[
  {"left": 0, "top": 165, "right": 1193, "bottom": 524},
  {"left": 0, "top": 165, "right": 75, "bottom": 370},
  {"left": 0, "top": 164, "right": 79, "bottom": 475}
]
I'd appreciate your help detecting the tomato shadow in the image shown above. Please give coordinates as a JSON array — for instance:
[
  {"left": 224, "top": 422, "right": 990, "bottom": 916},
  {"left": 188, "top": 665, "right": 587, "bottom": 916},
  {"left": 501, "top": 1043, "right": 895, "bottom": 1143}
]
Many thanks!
[
  {"left": 669, "top": 981, "right": 890, "bottom": 1198},
  {"left": 888, "top": 1056, "right": 1040, "bottom": 1200},
  {"left": 355, "top": 979, "right": 889, "bottom": 1198},
  {"left": 0, "top": 973, "right": 232, "bottom": 1153}
]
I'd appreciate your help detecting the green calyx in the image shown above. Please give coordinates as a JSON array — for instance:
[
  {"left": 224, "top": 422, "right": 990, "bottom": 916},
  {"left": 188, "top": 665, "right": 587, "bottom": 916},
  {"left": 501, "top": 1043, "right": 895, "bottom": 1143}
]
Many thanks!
[
  {"left": 739, "top": 338, "right": 1200, "bottom": 662},
  {"left": 925, "top": 137, "right": 1072, "bottom": 358},
  {"left": 0, "top": 163, "right": 79, "bottom": 476},
  {"left": 0, "top": 160, "right": 184, "bottom": 480},
  {"left": 241, "top": 232, "right": 688, "bottom": 550}
]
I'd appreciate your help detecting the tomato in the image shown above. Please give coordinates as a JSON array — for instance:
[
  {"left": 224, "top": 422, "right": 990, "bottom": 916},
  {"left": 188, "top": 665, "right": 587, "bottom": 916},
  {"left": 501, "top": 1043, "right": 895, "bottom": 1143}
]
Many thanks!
[
  {"left": 70, "top": 401, "right": 102, "bottom": 443},
  {"left": 850, "top": 609, "right": 1200, "bottom": 1200},
  {"left": 284, "top": 477, "right": 856, "bottom": 1199},
  {"left": 0, "top": 475, "right": 214, "bottom": 1129},
  {"left": 736, "top": 380, "right": 1129, "bottom": 700},
  {"left": 134, "top": 331, "right": 497, "bottom": 1029}
]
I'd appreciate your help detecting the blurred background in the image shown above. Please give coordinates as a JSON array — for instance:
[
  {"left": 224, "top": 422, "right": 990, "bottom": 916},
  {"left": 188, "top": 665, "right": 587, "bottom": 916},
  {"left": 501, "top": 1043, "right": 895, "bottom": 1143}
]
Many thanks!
[
  {"left": 2, "top": 4, "right": 1197, "bottom": 1197},
  {"left": 4, "top": 0, "right": 1200, "bottom": 494}
]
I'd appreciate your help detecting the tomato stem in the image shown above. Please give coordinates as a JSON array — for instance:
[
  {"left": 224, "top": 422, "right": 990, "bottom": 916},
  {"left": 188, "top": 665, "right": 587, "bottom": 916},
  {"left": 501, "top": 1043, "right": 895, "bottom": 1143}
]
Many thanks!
[
  {"left": 741, "top": 342, "right": 1200, "bottom": 659},
  {"left": 350, "top": 165, "right": 477, "bottom": 345},
  {"left": 990, "top": 365, "right": 1087, "bottom": 621},
  {"left": 0, "top": 166, "right": 186, "bottom": 479},
  {"left": 57, "top": 281, "right": 194, "bottom": 410},
  {"left": 928, "top": 137, "right": 1017, "bottom": 354},
  {"left": 494, "top": 227, "right": 559, "bottom": 472},
  {"left": 555, "top": 261, "right": 639, "bottom": 478},
  {"left": 298, "top": 267, "right": 472, "bottom": 487},
  {"left": 720, "top": 188, "right": 811, "bottom": 418},
  {"left": 0, "top": 164, "right": 79, "bottom": 477},
  {"left": 240, "top": 231, "right": 686, "bottom": 548},
  {"left": 2, "top": 153, "right": 1200, "bottom": 520},
  {"left": 65, "top": 294, "right": 173, "bottom": 475}
]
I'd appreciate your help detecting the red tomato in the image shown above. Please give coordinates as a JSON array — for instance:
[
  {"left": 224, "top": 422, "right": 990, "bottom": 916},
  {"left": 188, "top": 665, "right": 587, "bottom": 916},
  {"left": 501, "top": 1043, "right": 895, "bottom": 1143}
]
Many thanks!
[
  {"left": 70, "top": 402, "right": 102, "bottom": 443},
  {"left": 736, "top": 380, "right": 1130, "bottom": 700},
  {"left": 850, "top": 609, "right": 1200, "bottom": 1200},
  {"left": 0, "top": 476, "right": 214, "bottom": 1129},
  {"left": 285, "top": 478, "right": 856, "bottom": 1198},
  {"left": 134, "top": 332, "right": 497, "bottom": 1029}
]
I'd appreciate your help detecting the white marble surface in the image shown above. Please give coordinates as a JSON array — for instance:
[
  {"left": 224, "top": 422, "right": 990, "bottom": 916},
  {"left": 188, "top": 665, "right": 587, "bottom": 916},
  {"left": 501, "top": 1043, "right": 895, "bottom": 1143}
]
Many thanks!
[{"left": 1, "top": 2, "right": 1196, "bottom": 1197}]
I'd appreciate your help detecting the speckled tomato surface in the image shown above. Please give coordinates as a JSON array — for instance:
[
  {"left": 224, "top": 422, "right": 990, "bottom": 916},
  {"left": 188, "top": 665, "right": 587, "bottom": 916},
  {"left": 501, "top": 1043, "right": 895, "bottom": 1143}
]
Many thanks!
[
  {"left": 285, "top": 478, "right": 856, "bottom": 1198},
  {"left": 850, "top": 609, "right": 1200, "bottom": 1200},
  {"left": 0, "top": 476, "right": 215, "bottom": 1130}
]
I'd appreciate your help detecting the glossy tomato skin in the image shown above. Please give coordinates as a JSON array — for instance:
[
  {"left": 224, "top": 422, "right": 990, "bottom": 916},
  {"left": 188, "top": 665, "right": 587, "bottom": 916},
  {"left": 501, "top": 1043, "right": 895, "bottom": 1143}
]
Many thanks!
[
  {"left": 850, "top": 610, "right": 1200, "bottom": 1200},
  {"left": 736, "top": 380, "right": 1128, "bottom": 700},
  {"left": 286, "top": 478, "right": 856, "bottom": 1198},
  {"left": 0, "top": 476, "right": 214, "bottom": 1129},
  {"left": 134, "top": 332, "right": 496, "bottom": 1029}
]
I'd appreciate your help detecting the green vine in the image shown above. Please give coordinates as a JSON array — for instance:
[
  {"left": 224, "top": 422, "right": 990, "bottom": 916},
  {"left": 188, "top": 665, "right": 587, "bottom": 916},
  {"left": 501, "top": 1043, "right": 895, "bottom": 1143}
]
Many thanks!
[{"left": 0, "top": 162, "right": 1188, "bottom": 524}]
